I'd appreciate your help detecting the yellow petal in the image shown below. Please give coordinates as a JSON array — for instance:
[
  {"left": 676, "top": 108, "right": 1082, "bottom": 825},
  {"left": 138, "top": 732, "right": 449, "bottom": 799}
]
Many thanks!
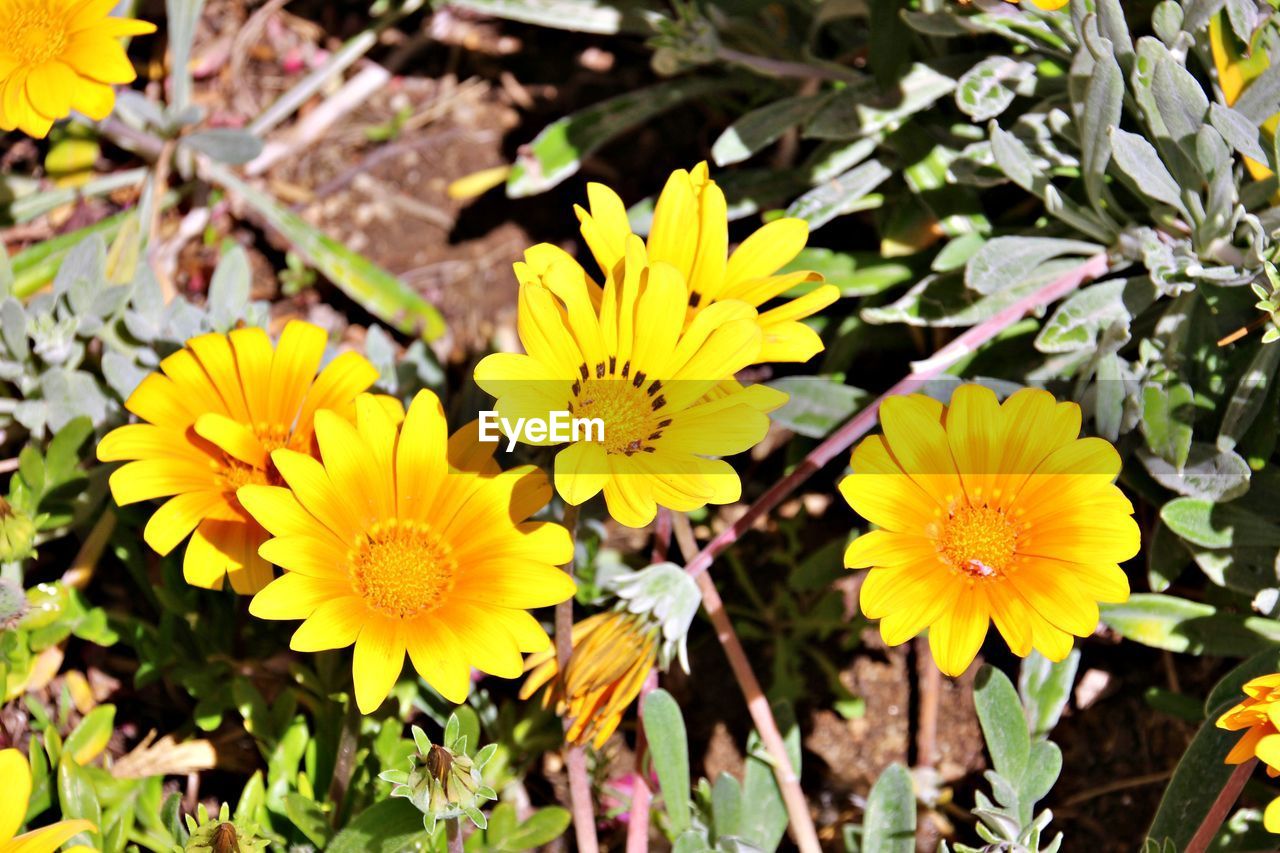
[
  {"left": 724, "top": 218, "right": 809, "bottom": 288},
  {"left": 249, "top": 572, "right": 350, "bottom": 620},
  {"left": 6, "top": 820, "right": 96, "bottom": 853},
  {"left": 395, "top": 390, "right": 449, "bottom": 521},
  {"left": 554, "top": 442, "right": 609, "bottom": 506},
  {"left": 291, "top": 599, "right": 365, "bottom": 652},
  {"left": 352, "top": 618, "right": 406, "bottom": 714},
  {"left": 143, "top": 490, "right": 227, "bottom": 556},
  {"left": 108, "top": 459, "right": 216, "bottom": 505},
  {"left": 62, "top": 33, "right": 137, "bottom": 84},
  {"left": 927, "top": 587, "right": 989, "bottom": 676},
  {"left": 0, "top": 748, "right": 33, "bottom": 842},
  {"left": 268, "top": 320, "right": 326, "bottom": 427},
  {"left": 406, "top": 622, "right": 473, "bottom": 704}
]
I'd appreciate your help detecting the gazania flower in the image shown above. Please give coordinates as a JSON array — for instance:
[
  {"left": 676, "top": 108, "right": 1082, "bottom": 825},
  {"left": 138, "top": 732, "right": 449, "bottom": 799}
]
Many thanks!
[
  {"left": 0, "top": 0, "right": 155, "bottom": 138},
  {"left": 522, "top": 611, "right": 658, "bottom": 748},
  {"left": 98, "top": 320, "right": 379, "bottom": 594},
  {"left": 576, "top": 162, "right": 838, "bottom": 364},
  {"left": 841, "top": 384, "right": 1138, "bottom": 676},
  {"left": 242, "top": 390, "right": 576, "bottom": 713},
  {"left": 0, "top": 747, "right": 95, "bottom": 852},
  {"left": 1217, "top": 673, "right": 1280, "bottom": 831},
  {"left": 474, "top": 236, "right": 777, "bottom": 528}
]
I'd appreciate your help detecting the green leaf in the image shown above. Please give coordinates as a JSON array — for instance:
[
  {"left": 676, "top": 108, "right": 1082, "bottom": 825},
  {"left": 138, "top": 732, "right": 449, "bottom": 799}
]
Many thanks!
[
  {"left": 805, "top": 64, "right": 955, "bottom": 140},
  {"left": 955, "top": 56, "right": 1035, "bottom": 123},
  {"left": 183, "top": 129, "right": 264, "bottom": 165},
  {"left": 739, "top": 705, "right": 800, "bottom": 852},
  {"left": 166, "top": 0, "right": 208, "bottom": 113},
  {"left": 862, "top": 763, "right": 916, "bottom": 853},
  {"left": 1100, "top": 594, "right": 1280, "bottom": 656},
  {"left": 1161, "top": 497, "right": 1280, "bottom": 549},
  {"left": 327, "top": 798, "right": 433, "bottom": 853},
  {"left": 1018, "top": 739, "right": 1062, "bottom": 809},
  {"left": 712, "top": 95, "right": 832, "bottom": 167},
  {"left": 64, "top": 705, "right": 115, "bottom": 766},
  {"left": 641, "top": 688, "right": 691, "bottom": 834},
  {"left": 779, "top": 249, "right": 912, "bottom": 297},
  {"left": 1145, "top": 706, "right": 1239, "bottom": 849},
  {"left": 207, "top": 164, "right": 446, "bottom": 340},
  {"left": 710, "top": 773, "right": 742, "bottom": 841},
  {"left": 207, "top": 244, "right": 251, "bottom": 332},
  {"left": 1218, "top": 341, "right": 1280, "bottom": 452},
  {"left": 1110, "top": 127, "right": 1189, "bottom": 214},
  {"left": 1079, "top": 34, "right": 1124, "bottom": 213},
  {"left": 501, "top": 806, "right": 572, "bottom": 850},
  {"left": 507, "top": 77, "right": 734, "bottom": 197},
  {"left": 284, "top": 792, "right": 333, "bottom": 847},
  {"left": 767, "top": 377, "right": 867, "bottom": 438},
  {"left": 57, "top": 755, "right": 101, "bottom": 849},
  {"left": 965, "top": 236, "right": 1102, "bottom": 296},
  {"left": 1141, "top": 383, "right": 1196, "bottom": 470},
  {"left": 1018, "top": 650, "right": 1079, "bottom": 739},
  {"left": 1209, "top": 103, "right": 1269, "bottom": 163},
  {"left": 784, "top": 160, "right": 891, "bottom": 230},
  {"left": 973, "top": 666, "right": 1030, "bottom": 782}
]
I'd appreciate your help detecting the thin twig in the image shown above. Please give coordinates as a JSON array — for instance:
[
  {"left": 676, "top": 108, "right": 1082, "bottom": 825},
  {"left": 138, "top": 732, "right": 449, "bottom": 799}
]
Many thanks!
[
  {"left": 682, "top": 251, "right": 1111, "bottom": 582},
  {"left": 672, "top": 514, "right": 822, "bottom": 853},
  {"left": 651, "top": 508, "right": 672, "bottom": 564},
  {"left": 446, "top": 817, "right": 464, "bottom": 853},
  {"left": 148, "top": 140, "right": 179, "bottom": 302},
  {"left": 62, "top": 510, "right": 116, "bottom": 591},
  {"left": 1060, "top": 770, "right": 1172, "bottom": 808},
  {"left": 624, "top": 669, "right": 658, "bottom": 853},
  {"left": 555, "top": 503, "right": 599, "bottom": 853},
  {"left": 1187, "top": 759, "right": 1256, "bottom": 853}
]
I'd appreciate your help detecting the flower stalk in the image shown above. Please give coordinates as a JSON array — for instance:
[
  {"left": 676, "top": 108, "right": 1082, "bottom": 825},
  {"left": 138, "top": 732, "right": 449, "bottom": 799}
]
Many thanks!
[{"left": 1187, "top": 758, "right": 1256, "bottom": 853}]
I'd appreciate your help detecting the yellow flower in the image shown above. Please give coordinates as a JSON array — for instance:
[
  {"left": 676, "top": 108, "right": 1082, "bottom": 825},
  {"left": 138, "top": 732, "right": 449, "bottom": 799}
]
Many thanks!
[
  {"left": 474, "top": 236, "right": 778, "bottom": 528},
  {"left": 840, "top": 385, "right": 1138, "bottom": 676},
  {"left": 576, "top": 162, "right": 839, "bottom": 364},
  {"left": 521, "top": 611, "right": 657, "bottom": 748},
  {"left": 98, "top": 320, "right": 379, "bottom": 594},
  {"left": 0, "top": 748, "right": 95, "bottom": 852},
  {"left": 0, "top": 0, "right": 155, "bottom": 138},
  {"left": 242, "top": 390, "right": 577, "bottom": 714},
  {"left": 1217, "top": 673, "right": 1280, "bottom": 832}
]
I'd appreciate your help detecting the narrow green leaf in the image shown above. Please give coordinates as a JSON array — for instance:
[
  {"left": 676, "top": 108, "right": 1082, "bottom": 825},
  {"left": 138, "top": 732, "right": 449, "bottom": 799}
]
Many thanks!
[
  {"left": 1161, "top": 497, "right": 1280, "bottom": 549},
  {"left": 508, "top": 78, "right": 734, "bottom": 197},
  {"left": 501, "top": 806, "right": 572, "bottom": 850},
  {"left": 641, "top": 688, "right": 691, "bottom": 834},
  {"left": 1018, "top": 650, "right": 1079, "bottom": 739},
  {"left": 208, "top": 164, "right": 445, "bottom": 340},
  {"left": 712, "top": 95, "right": 831, "bottom": 167},
  {"left": 64, "top": 705, "right": 115, "bottom": 765},
  {"left": 326, "top": 798, "right": 431, "bottom": 853},
  {"left": 1101, "top": 593, "right": 1280, "bottom": 656},
  {"left": 284, "top": 792, "right": 333, "bottom": 847},
  {"left": 1145, "top": 706, "right": 1239, "bottom": 849},
  {"left": 973, "top": 666, "right": 1031, "bottom": 782}
]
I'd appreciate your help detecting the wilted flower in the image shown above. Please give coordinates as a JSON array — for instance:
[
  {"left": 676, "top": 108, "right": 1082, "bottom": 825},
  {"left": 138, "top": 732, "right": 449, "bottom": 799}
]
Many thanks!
[
  {"left": 1217, "top": 673, "right": 1280, "bottom": 832},
  {"left": 98, "top": 320, "right": 379, "bottom": 594},
  {"left": 379, "top": 715, "right": 498, "bottom": 831},
  {"left": 0, "top": 747, "right": 95, "bottom": 852},
  {"left": 243, "top": 391, "right": 575, "bottom": 713},
  {"left": 0, "top": 0, "right": 157, "bottom": 137},
  {"left": 522, "top": 562, "right": 700, "bottom": 747},
  {"left": 841, "top": 385, "right": 1139, "bottom": 676}
]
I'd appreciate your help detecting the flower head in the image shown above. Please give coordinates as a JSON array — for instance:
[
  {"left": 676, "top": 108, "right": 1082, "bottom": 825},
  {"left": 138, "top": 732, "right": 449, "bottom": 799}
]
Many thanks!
[
  {"left": 474, "top": 237, "right": 778, "bottom": 527},
  {"left": 380, "top": 716, "right": 498, "bottom": 831},
  {"left": 576, "top": 162, "right": 838, "bottom": 364},
  {"left": 840, "top": 385, "right": 1138, "bottom": 676},
  {"left": 98, "top": 320, "right": 379, "bottom": 594},
  {"left": 242, "top": 390, "right": 576, "bottom": 714},
  {"left": 1217, "top": 673, "right": 1280, "bottom": 832},
  {"left": 0, "top": 747, "right": 95, "bottom": 852},
  {"left": 0, "top": 0, "right": 155, "bottom": 138},
  {"left": 522, "top": 562, "right": 699, "bottom": 747},
  {"left": 178, "top": 803, "right": 269, "bottom": 853}
]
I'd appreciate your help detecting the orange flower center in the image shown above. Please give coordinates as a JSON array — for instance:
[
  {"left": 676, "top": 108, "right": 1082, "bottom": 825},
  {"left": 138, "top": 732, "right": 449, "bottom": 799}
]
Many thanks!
[
  {"left": 938, "top": 505, "right": 1018, "bottom": 579},
  {"left": 348, "top": 519, "right": 457, "bottom": 619},
  {"left": 570, "top": 362, "right": 670, "bottom": 456},
  {"left": 4, "top": 0, "right": 70, "bottom": 65}
]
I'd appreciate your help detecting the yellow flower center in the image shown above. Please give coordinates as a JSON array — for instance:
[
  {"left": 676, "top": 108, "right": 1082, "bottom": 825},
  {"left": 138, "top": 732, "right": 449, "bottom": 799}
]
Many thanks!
[
  {"left": 348, "top": 519, "right": 457, "bottom": 619},
  {"left": 4, "top": 0, "right": 71, "bottom": 65},
  {"left": 938, "top": 505, "right": 1018, "bottom": 579},
  {"left": 571, "top": 360, "right": 670, "bottom": 456}
]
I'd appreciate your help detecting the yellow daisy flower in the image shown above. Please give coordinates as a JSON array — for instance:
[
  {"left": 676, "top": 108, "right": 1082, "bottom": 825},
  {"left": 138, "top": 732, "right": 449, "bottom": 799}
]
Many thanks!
[
  {"left": 521, "top": 611, "right": 658, "bottom": 749},
  {"left": 1217, "top": 673, "right": 1280, "bottom": 831},
  {"left": 242, "top": 390, "right": 577, "bottom": 714},
  {"left": 98, "top": 320, "right": 379, "bottom": 594},
  {"left": 576, "top": 162, "right": 839, "bottom": 364},
  {"left": 0, "top": 748, "right": 95, "bottom": 852},
  {"left": 474, "top": 236, "right": 777, "bottom": 528},
  {"left": 840, "top": 385, "right": 1139, "bottom": 676},
  {"left": 0, "top": 0, "right": 155, "bottom": 138}
]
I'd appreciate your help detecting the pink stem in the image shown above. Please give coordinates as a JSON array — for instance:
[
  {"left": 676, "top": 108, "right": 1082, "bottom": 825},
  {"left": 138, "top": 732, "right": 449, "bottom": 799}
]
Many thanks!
[
  {"left": 624, "top": 669, "right": 659, "bottom": 853},
  {"left": 673, "top": 514, "right": 822, "bottom": 853},
  {"left": 684, "top": 252, "right": 1110, "bottom": 581},
  {"left": 1187, "top": 758, "right": 1256, "bottom": 853},
  {"left": 555, "top": 504, "right": 600, "bottom": 853}
]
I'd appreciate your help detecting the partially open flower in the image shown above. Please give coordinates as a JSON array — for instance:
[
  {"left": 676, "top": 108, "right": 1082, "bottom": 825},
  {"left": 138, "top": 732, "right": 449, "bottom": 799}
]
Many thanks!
[
  {"left": 1217, "top": 673, "right": 1280, "bottom": 832},
  {"left": 178, "top": 802, "right": 269, "bottom": 853},
  {"left": 521, "top": 563, "right": 700, "bottom": 747},
  {"left": 380, "top": 715, "right": 498, "bottom": 831}
]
